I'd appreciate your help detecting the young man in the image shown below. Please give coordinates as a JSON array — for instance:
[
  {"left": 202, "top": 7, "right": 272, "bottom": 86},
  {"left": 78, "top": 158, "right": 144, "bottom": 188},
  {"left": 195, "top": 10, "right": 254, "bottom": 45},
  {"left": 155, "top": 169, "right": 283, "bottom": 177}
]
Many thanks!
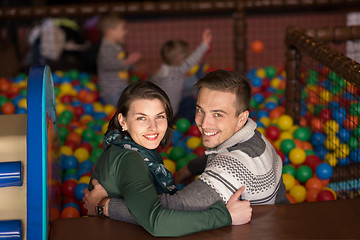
[{"left": 83, "top": 70, "right": 287, "bottom": 224}]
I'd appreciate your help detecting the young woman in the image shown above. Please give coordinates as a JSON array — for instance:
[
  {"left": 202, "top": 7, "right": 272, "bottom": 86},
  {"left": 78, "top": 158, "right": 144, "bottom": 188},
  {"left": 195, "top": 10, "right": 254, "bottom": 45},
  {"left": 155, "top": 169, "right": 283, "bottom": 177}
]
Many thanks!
[{"left": 84, "top": 81, "right": 252, "bottom": 237}]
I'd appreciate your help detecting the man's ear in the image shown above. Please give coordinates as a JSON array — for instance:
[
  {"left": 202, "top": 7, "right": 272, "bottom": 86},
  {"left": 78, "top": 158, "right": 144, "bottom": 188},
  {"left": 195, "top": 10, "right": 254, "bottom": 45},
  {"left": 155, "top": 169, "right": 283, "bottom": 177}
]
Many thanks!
[{"left": 237, "top": 110, "right": 249, "bottom": 129}]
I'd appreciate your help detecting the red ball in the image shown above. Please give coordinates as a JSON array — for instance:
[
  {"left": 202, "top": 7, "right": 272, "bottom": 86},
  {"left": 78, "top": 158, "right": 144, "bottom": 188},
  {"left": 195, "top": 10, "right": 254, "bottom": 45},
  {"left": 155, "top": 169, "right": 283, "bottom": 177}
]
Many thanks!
[
  {"left": 79, "top": 142, "right": 94, "bottom": 153},
  {"left": 73, "top": 105, "right": 85, "bottom": 118},
  {"left": 187, "top": 125, "right": 201, "bottom": 137},
  {"left": 64, "top": 139, "right": 78, "bottom": 151},
  {"left": 193, "top": 145, "right": 207, "bottom": 156},
  {"left": 1, "top": 102, "right": 15, "bottom": 114},
  {"left": 266, "top": 125, "right": 281, "bottom": 141},
  {"left": 61, "top": 95, "right": 74, "bottom": 104},
  {"left": 316, "top": 189, "right": 335, "bottom": 201},
  {"left": 318, "top": 109, "right": 331, "bottom": 122},
  {"left": 304, "top": 155, "right": 322, "bottom": 172},
  {"left": 62, "top": 179, "right": 78, "bottom": 198}
]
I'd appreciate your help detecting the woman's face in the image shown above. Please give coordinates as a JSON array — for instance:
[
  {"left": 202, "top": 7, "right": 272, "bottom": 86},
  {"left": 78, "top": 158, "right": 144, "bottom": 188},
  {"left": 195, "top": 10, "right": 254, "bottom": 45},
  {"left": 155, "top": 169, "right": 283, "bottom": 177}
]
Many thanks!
[{"left": 118, "top": 98, "right": 168, "bottom": 150}]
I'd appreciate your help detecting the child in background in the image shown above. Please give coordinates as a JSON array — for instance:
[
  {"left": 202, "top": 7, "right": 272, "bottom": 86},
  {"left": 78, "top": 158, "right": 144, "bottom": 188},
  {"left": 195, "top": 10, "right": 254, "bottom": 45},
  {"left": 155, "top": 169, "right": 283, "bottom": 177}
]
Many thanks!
[
  {"left": 97, "top": 12, "right": 142, "bottom": 106},
  {"left": 150, "top": 28, "right": 212, "bottom": 117}
]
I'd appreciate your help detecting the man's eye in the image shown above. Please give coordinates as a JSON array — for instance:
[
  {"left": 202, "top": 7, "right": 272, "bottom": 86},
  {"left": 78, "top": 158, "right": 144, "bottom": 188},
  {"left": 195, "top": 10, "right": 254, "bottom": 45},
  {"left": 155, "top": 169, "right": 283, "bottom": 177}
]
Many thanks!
[
  {"left": 196, "top": 108, "right": 204, "bottom": 114},
  {"left": 214, "top": 113, "right": 222, "bottom": 117},
  {"left": 137, "top": 117, "right": 146, "bottom": 120}
]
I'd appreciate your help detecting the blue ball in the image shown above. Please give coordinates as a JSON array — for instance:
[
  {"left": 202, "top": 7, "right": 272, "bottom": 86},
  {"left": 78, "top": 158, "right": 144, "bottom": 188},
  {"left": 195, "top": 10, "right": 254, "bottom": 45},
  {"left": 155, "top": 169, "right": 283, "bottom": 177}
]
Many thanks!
[
  {"left": 252, "top": 77, "right": 263, "bottom": 88},
  {"left": 79, "top": 160, "right": 94, "bottom": 170},
  {"left": 311, "top": 132, "right": 326, "bottom": 148},
  {"left": 74, "top": 183, "right": 89, "bottom": 201},
  {"left": 63, "top": 202, "right": 81, "bottom": 212},
  {"left": 63, "top": 173, "right": 78, "bottom": 181},
  {"left": 64, "top": 156, "right": 79, "bottom": 170},
  {"left": 83, "top": 104, "right": 94, "bottom": 114},
  {"left": 15, "top": 107, "right": 27, "bottom": 114},
  {"left": 338, "top": 157, "right": 350, "bottom": 166},
  {"left": 253, "top": 93, "right": 264, "bottom": 104},
  {"left": 338, "top": 128, "right": 350, "bottom": 143},
  {"left": 315, "top": 163, "right": 333, "bottom": 180}
]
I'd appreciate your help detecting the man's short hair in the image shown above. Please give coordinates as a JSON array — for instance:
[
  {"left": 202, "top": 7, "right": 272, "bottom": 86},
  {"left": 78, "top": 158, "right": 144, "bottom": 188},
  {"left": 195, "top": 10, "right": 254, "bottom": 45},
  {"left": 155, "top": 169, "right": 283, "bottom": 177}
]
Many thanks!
[
  {"left": 97, "top": 12, "right": 125, "bottom": 35},
  {"left": 161, "top": 40, "right": 190, "bottom": 66},
  {"left": 195, "top": 69, "right": 252, "bottom": 115}
]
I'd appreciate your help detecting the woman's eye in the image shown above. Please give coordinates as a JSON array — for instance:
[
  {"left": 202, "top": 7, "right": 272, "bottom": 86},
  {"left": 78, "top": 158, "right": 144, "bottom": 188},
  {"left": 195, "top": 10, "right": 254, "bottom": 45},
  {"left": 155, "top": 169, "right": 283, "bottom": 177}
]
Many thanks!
[
  {"left": 157, "top": 115, "right": 166, "bottom": 119},
  {"left": 137, "top": 117, "right": 146, "bottom": 121}
]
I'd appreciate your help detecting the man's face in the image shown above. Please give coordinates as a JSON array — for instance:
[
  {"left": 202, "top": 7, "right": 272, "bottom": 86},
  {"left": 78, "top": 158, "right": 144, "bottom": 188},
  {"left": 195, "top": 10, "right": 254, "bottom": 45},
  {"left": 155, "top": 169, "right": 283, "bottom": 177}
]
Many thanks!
[{"left": 195, "top": 87, "right": 247, "bottom": 149}]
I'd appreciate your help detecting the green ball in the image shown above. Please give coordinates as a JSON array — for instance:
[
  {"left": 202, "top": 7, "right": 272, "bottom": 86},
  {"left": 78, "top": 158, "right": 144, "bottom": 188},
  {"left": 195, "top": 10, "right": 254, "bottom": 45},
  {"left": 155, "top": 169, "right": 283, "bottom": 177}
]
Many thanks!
[
  {"left": 58, "top": 115, "right": 71, "bottom": 125},
  {"left": 95, "top": 134, "right": 105, "bottom": 144},
  {"left": 169, "top": 146, "right": 186, "bottom": 161},
  {"left": 353, "top": 127, "right": 360, "bottom": 138},
  {"left": 61, "top": 110, "right": 74, "bottom": 121},
  {"left": 130, "top": 75, "right": 140, "bottom": 82},
  {"left": 82, "top": 128, "right": 96, "bottom": 141},
  {"left": 89, "top": 155, "right": 98, "bottom": 164},
  {"left": 58, "top": 126, "right": 69, "bottom": 141},
  {"left": 91, "top": 147, "right": 103, "bottom": 159},
  {"left": 185, "top": 153, "right": 198, "bottom": 161},
  {"left": 0, "top": 95, "right": 8, "bottom": 108},
  {"left": 350, "top": 103, "right": 360, "bottom": 116},
  {"left": 293, "top": 127, "right": 312, "bottom": 141},
  {"left": 19, "top": 89, "right": 27, "bottom": 97},
  {"left": 295, "top": 165, "right": 313, "bottom": 183},
  {"left": 282, "top": 164, "right": 296, "bottom": 177},
  {"left": 176, "top": 157, "right": 190, "bottom": 171},
  {"left": 176, "top": 118, "right": 191, "bottom": 133},
  {"left": 305, "top": 149, "right": 315, "bottom": 156},
  {"left": 348, "top": 136, "right": 359, "bottom": 150},
  {"left": 280, "top": 139, "right": 296, "bottom": 155},
  {"left": 265, "top": 66, "right": 277, "bottom": 79},
  {"left": 68, "top": 69, "right": 80, "bottom": 80}
]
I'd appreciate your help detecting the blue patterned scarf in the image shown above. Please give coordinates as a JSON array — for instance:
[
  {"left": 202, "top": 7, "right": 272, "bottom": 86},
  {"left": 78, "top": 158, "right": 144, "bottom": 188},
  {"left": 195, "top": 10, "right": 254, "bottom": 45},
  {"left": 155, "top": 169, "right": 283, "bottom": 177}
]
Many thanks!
[{"left": 104, "top": 130, "right": 177, "bottom": 194}]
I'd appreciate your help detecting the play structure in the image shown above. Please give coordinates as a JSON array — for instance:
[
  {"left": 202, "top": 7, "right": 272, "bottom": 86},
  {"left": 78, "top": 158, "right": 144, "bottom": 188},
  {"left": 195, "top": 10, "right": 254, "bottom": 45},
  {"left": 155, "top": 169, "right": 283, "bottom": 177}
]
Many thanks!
[{"left": 0, "top": 65, "right": 60, "bottom": 240}]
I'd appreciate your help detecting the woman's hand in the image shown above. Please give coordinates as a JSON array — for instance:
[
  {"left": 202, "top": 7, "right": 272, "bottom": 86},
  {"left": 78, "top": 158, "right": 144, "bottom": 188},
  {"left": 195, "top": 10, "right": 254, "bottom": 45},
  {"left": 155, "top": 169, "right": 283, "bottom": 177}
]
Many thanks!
[
  {"left": 226, "top": 186, "right": 252, "bottom": 225},
  {"left": 83, "top": 179, "right": 109, "bottom": 216}
]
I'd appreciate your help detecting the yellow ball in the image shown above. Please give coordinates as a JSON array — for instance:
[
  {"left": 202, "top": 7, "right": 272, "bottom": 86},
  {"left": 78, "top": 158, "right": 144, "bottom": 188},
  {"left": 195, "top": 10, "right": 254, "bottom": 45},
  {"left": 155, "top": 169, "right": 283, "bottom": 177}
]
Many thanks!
[
  {"left": 59, "top": 82, "right": 74, "bottom": 94},
  {"left": 78, "top": 175, "right": 91, "bottom": 184},
  {"left": 289, "top": 185, "right": 307, "bottom": 203},
  {"left": 60, "top": 146, "right": 73, "bottom": 156},
  {"left": 279, "top": 131, "right": 293, "bottom": 141},
  {"left": 289, "top": 125, "right": 299, "bottom": 135},
  {"left": 256, "top": 68, "right": 266, "bottom": 78},
  {"left": 289, "top": 148, "right": 306, "bottom": 165},
  {"left": 334, "top": 143, "right": 350, "bottom": 158},
  {"left": 55, "top": 70, "right": 64, "bottom": 77},
  {"left": 117, "top": 51, "right": 126, "bottom": 60},
  {"left": 86, "top": 82, "right": 97, "bottom": 91},
  {"left": 93, "top": 102, "right": 103, "bottom": 112},
  {"left": 74, "top": 147, "right": 90, "bottom": 163},
  {"left": 118, "top": 71, "right": 129, "bottom": 79},
  {"left": 74, "top": 127, "right": 84, "bottom": 136},
  {"left": 259, "top": 117, "right": 271, "bottom": 128},
  {"left": 274, "top": 139, "right": 282, "bottom": 150},
  {"left": 80, "top": 114, "right": 94, "bottom": 123},
  {"left": 282, "top": 173, "right": 295, "bottom": 191},
  {"left": 188, "top": 64, "right": 199, "bottom": 75},
  {"left": 102, "top": 123, "right": 109, "bottom": 134},
  {"left": 186, "top": 136, "right": 201, "bottom": 149},
  {"left": 323, "top": 187, "right": 337, "bottom": 200},
  {"left": 163, "top": 158, "right": 176, "bottom": 174},
  {"left": 324, "top": 136, "right": 340, "bottom": 151},
  {"left": 320, "top": 90, "right": 333, "bottom": 102},
  {"left": 257, "top": 127, "right": 266, "bottom": 136},
  {"left": 278, "top": 115, "right": 293, "bottom": 131},
  {"left": 324, "top": 153, "right": 338, "bottom": 167},
  {"left": 104, "top": 104, "right": 116, "bottom": 116},
  {"left": 270, "top": 77, "right": 282, "bottom": 89},
  {"left": 324, "top": 120, "right": 339, "bottom": 135},
  {"left": 18, "top": 98, "right": 27, "bottom": 109}
]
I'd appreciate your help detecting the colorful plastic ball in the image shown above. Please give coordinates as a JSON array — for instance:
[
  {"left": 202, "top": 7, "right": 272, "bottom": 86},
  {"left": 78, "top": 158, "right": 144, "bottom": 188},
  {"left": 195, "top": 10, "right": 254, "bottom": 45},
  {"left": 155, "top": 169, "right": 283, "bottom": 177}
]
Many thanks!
[
  {"left": 269, "top": 106, "right": 285, "bottom": 119},
  {"left": 63, "top": 202, "right": 81, "bottom": 212},
  {"left": 311, "top": 132, "right": 326, "bottom": 148},
  {"left": 176, "top": 157, "right": 191, "bottom": 171},
  {"left": 266, "top": 125, "right": 281, "bottom": 141},
  {"left": 176, "top": 118, "right": 191, "bottom": 133},
  {"left": 286, "top": 193, "right": 297, "bottom": 204},
  {"left": 282, "top": 173, "right": 295, "bottom": 191},
  {"left": 169, "top": 146, "right": 186, "bottom": 161},
  {"left": 324, "top": 120, "right": 339, "bottom": 135},
  {"left": 282, "top": 164, "right": 296, "bottom": 177},
  {"left": 289, "top": 148, "right": 306, "bottom": 165},
  {"left": 289, "top": 185, "right": 306, "bottom": 203},
  {"left": 62, "top": 179, "right": 78, "bottom": 198},
  {"left": 82, "top": 128, "right": 96, "bottom": 141},
  {"left": 305, "top": 176, "right": 323, "bottom": 190},
  {"left": 66, "top": 132, "right": 82, "bottom": 145},
  {"left": 293, "top": 127, "right": 312, "bottom": 141},
  {"left": 251, "top": 77, "right": 263, "bottom": 88},
  {"left": 61, "top": 206, "right": 80, "bottom": 219},
  {"left": 277, "top": 115, "right": 293, "bottom": 131},
  {"left": 60, "top": 145, "right": 73, "bottom": 156},
  {"left": 280, "top": 139, "right": 296, "bottom": 155},
  {"left": 324, "top": 136, "right": 340, "bottom": 151},
  {"left": 187, "top": 125, "right": 201, "bottom": 137},
  {"left": 163, "top": 158, "right": 176, "bottom": 174},
  {"left": 63, "top": 156, "right": 79, "bottom": 170},
  {"left": 186, "top": 136, "right": 201, "bottom": 149},
  {"left": 74, "top": 183, "right": 88, "bottom": 201},
  {"left": 193, "top": 145, "right": 207, "bottom": 156},
  {"left": 295, "top": 165, "right": 313, "bottom": 183},
  {"left": 78, "top": 175, "right": 91, "bottom": 185},
  {"left": 74, "top": 147, "right": 90, "bottom": 163},
  {"left": 251, "top": 40, "right": 264, "bottom": 54},
  {"left": 316, "top": 189, "right": 335, "bottom": 201},
  {"left": 1, "top": 102, "right": 15, "bottom": 114},
  {"left": 315, "top": 163, "right": 333, "bottom": 180},
  {"left": 306, "top": 188, "right": 321, "bottom": 202}
]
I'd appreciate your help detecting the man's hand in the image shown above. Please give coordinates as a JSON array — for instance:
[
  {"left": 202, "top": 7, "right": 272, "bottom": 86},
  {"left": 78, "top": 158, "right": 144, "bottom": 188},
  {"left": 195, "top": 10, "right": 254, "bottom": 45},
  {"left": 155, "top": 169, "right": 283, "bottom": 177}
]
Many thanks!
[
  {"left": 202, "top": 28, "right": 212, "bottom": 46},
  {"left": 83, "top": 179, "right": 108, "bottom": 216},
  {"left": 226, "top": 186, "right": 252, "bottom": 225},
  {"left": 174, "top": 166, "right": 193, "bottom": 184}
]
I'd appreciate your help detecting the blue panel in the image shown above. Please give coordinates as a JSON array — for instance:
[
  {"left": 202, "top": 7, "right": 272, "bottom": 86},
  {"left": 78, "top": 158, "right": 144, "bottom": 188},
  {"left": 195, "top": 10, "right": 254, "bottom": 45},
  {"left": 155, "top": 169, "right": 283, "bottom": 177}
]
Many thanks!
[
  {"left": 26, "top": 65, "right": 46, "bottom": 240},
  {"left": 0, "top": 220, "right": 22, "bottom": 240},
  {"left": 0, "top": 162, "right": 22, "bottom": 188}
]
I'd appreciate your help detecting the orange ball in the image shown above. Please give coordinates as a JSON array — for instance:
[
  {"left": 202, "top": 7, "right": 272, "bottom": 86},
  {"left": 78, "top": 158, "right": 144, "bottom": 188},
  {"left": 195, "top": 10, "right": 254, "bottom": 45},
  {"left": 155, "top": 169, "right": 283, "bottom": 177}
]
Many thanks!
[
  {"left": 66, "top": 132, "right": 82, "bottom": 145},
  {"left": 306, "top": 188, "right": 320, "bottom": 202},
  {"left": 61, "top": 206, "right": 80, "bottom": 219},
  {"left": 310, "top": 117, "right": 323, "bottom": 132},
  {"left": 1, "top": 102, "right": 15, "bottom": 114},
  {"left": 269, "top": 106, "right": 285, "bottom": 119},
  {"left": 251, "top": 40, "right": 264, "bottom": 54},
  {"left": 305, "top": 177, "right": 323, "bottom": 190},
  {"left": 286, "top": 193, "right": 297, "bottom": 204}
]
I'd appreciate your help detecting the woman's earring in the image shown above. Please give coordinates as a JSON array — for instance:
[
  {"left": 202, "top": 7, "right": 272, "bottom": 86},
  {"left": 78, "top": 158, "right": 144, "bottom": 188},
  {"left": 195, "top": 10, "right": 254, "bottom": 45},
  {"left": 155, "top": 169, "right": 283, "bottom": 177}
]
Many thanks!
[{"left": 122, "top": 126, "right": 125, "bottom": 131}]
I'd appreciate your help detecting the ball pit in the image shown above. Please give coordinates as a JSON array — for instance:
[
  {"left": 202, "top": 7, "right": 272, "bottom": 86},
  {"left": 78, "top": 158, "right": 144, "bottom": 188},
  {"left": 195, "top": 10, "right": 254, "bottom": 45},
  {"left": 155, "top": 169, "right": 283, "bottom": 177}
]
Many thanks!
[{"left": 2, "top": 64, "right": 355, "bottom": 222}]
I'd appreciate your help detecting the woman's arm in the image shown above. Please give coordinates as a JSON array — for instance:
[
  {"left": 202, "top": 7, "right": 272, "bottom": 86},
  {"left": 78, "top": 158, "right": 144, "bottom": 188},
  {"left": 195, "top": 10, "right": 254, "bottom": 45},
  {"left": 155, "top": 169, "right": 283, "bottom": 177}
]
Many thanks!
[{"left": 114, "top": 151, "right": 232, "bottom": 237}]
